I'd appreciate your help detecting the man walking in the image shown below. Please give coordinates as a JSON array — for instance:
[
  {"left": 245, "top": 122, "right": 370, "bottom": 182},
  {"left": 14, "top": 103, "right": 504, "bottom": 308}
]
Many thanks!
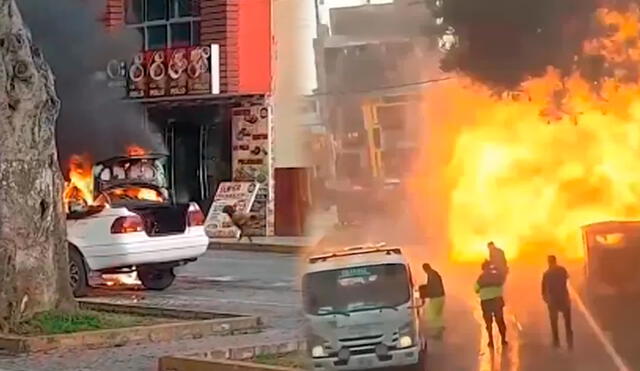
[
  {"left": 421, "top": 263, "right": 445, "bottom": 339},
  {"left": 475, "top": 260, "right": 507, "bottom": 348},
  {"left": 542, "top": 255, "right": 573, "bottom": 349}
]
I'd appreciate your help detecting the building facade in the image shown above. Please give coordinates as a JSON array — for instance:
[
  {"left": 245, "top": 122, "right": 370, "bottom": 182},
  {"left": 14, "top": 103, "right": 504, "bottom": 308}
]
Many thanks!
[{"left": 101, "top": 0, "right": 309, "bottom": 236}]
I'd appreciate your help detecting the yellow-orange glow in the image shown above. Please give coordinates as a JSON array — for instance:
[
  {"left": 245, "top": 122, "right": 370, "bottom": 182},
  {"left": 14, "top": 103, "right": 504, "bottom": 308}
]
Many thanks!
[
  {"left": 112, "top": 187, "right": 164, "bottom": 202},
  {"left": 127, "top": 145, "right": 146, "bottom": 157},
  {"left": 411, "top": 7, "right": 640, "bottom": 262},
  {"left": 64, "top": 155, "right": 94, "bottom": 211},
  {"left": 64, "top": 145, "right": 160, "bottom": 213}
]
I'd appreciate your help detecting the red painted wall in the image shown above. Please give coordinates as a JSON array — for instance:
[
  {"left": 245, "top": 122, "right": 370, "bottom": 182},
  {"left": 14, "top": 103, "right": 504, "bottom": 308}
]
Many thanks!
[
  {"left": 101, "top": 0, "right": 272, "bottom": 94},
  {"left": 237, "top": 0, "right": 271, "bottom": 94}
]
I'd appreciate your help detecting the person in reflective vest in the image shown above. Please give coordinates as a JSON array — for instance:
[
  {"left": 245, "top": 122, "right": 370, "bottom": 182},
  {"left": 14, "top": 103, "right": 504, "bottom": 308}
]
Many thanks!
[
  {"left": 421, "top": 263, "right": 445, "bottom": 339},
  {"left": 475, "top": 260, "right": 507, "bottom": 348}
]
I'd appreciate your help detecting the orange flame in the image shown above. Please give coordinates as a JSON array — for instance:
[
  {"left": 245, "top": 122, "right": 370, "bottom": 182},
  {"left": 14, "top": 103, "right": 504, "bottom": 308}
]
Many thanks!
[
  {"left": 111, "top": 187, "right": 164, "bottom": 202},
  {"left": 128, "top": 145, "right": 146, "bottom": 157},
  {"left": 63, "top": 145, "right": 159, "bottom": 213},
  {"left": 411, "top": 7, "right": 640, "bottom": 262},
  {"left": 63, "top": 155, "right": 94, "bottom": 211}
]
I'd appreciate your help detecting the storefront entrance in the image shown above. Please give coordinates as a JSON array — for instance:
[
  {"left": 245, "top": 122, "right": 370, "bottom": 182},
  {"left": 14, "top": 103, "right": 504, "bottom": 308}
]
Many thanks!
[
  {"left": 148, "top": 104, "right": 231, "bottom": 213},
  {"left": 168, "top": 122, "right": 202, "bottom": 204}
]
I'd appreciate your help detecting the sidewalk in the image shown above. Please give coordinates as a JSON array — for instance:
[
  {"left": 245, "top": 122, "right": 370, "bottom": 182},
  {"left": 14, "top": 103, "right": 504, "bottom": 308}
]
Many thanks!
[{"left": 208, "top": 207, "right": 337, "bottom": 254}]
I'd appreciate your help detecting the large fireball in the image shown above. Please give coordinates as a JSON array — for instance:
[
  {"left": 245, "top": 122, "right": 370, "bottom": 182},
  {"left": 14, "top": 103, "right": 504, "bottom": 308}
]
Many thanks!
[{"left": 412, "top": 7, "right": 640, "bottom": 262}]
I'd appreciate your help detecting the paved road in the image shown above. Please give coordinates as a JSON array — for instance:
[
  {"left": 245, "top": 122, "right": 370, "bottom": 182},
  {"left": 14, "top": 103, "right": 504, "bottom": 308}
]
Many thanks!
[
  {"left": 313, "top": 223, "right": 627, "bottom": 371},
  {"left": 0, "top": 250, "right": 302, "bottom": 371}
]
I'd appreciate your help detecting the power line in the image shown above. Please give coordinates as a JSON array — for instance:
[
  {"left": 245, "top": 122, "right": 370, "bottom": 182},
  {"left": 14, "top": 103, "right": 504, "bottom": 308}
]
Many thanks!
[{"left": 311, "top": 76, "right": 453, "bottom": 96}]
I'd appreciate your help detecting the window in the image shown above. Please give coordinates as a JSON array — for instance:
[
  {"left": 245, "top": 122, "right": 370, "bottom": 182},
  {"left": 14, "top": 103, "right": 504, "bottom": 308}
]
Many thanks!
[{"left": 125, "top": 0, "right": 201, "bottom": 50}]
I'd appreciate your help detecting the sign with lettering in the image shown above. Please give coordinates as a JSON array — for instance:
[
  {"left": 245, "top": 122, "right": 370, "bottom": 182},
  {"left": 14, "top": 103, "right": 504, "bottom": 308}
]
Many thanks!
[
  {"left": 122, "top": 44, "right": 220, "bottom": 99},
  {"left": 231, "top": 105, "right": 271, "bottom": 235},
  {"left": 204, "top": 182, "right": 259, "bottom": 238},
  {"left": 339, "top": 267, "right": 372, "bottom": 278}
]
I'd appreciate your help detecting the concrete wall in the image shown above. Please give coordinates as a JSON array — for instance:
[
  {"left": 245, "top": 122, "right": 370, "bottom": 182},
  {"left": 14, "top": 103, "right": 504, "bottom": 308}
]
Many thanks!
[{"left": 271, "top": 0, "right": 314, "bottom": 168}]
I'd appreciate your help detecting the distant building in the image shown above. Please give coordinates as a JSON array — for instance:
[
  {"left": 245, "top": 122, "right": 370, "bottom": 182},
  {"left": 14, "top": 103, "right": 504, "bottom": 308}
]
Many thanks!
[{"left": 313, "top": 0, "right": 445, "bottom": 184}]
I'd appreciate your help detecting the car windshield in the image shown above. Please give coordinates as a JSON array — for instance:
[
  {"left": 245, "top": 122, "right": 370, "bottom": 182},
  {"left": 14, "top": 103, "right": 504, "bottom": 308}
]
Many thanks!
[{"left": 302, "top": 263, "right": 410, "bottom": 315}]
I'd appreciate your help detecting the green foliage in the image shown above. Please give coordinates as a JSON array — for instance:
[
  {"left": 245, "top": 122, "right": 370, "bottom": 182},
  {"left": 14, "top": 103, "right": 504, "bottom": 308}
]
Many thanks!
[{"left": 16, "top": 310, "right": 155, "bottom": 335}]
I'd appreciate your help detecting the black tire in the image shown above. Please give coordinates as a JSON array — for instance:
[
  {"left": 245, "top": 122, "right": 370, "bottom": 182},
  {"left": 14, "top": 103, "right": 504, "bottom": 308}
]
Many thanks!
[
  {"left": 68, "top": 246, "right": 89, "bottom": 297},
  {"left": 137, "top": 266, "right": 176, "bottom": 290}
]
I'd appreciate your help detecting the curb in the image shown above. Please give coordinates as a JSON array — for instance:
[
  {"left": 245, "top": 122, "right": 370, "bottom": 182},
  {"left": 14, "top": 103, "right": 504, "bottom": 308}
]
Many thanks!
[
  {"left": 158, "top": 357, "right": 301, "bottom": 371},
  {"left": 208, "top": 242, "right": 306, "bottom": 255},
  {"left": 159, "top": 339, "right": 308, "bottom": 371},
  {"left": 191, "top": 339, "right": 307, "bottom": 361},
  {"left": 0, "top": 302, "right": 261, "bottom": 354}
]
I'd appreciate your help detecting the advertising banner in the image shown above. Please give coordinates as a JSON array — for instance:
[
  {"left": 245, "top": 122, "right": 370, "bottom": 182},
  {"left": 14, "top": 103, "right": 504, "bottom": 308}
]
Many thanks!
[
  {"left": 167, "top": 48, "right": 189, "bottom": 96},
  {"left": 147, "top": 50, "right": 168, "bottom": 97},
  {"left": 123, "top": 44, "right": 220, "bottom": 99},
  {"left": 127, "top": 52, "right": 146, "bottom": 98},
  {"left": 231, "top": 105, "right": 272, "bottom": 236},
  {"left": 204, "top": 182, "right": 259, "bottom": 239}
]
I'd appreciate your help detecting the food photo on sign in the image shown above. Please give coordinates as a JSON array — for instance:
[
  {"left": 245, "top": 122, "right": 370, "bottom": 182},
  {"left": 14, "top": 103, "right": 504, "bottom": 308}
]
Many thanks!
[
  {"left": 187, "top": 45, "right": 211, "bottom": 95},
  {"left": 231, "top": 106, "right": 270, "bottom": 185},
  {"left": 127, "top": 52, "right": 146, "bottom": 98},
  {"left": 168, "top": 48, "right": 188, "bottom": 96},
  {"left": 147, "top": 50, "right": 167, "bottom": 97}
]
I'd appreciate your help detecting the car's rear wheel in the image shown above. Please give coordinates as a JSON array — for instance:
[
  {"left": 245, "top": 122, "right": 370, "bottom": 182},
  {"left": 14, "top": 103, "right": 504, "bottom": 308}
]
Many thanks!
[
  {"left": 137, "top": 266, "right": 176, "bottom": 290},
  {"left": 68, "top": 246, "right": 89, "bottom": 297}
]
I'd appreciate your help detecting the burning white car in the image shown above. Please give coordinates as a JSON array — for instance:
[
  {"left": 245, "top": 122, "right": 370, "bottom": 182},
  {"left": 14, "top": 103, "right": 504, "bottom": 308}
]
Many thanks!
[{"left": 64, "top": 151, "right": 208, "bottom": 297}]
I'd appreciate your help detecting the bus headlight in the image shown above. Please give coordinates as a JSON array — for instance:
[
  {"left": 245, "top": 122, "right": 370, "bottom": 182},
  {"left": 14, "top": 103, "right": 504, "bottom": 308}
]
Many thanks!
[
  {"left": 311, "top": 345, "right": 326, "bottom": 358},
  {"left": 399, "top": 335, "right": 413, "bottom": 348}
]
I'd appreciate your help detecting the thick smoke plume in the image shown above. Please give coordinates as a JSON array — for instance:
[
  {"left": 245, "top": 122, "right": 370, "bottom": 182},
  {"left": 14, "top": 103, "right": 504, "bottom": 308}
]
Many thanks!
[
  {"left": 438, "top": 0, "right": 600, "bottom": 89},
  {"left": 19, "top": 0, "right": 165, "bottom": 176}
]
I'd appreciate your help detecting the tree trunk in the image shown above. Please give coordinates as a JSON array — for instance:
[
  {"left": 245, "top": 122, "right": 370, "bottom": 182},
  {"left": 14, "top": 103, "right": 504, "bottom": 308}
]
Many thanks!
[{"left": 0, "top": 0, "right": 75, "bottom": 333}]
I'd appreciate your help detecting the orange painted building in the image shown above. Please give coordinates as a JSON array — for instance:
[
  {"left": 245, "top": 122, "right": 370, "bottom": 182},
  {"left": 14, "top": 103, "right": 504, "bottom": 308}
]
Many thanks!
[{"left": 101, "top": 0, "right": 279, "bottom": 236}]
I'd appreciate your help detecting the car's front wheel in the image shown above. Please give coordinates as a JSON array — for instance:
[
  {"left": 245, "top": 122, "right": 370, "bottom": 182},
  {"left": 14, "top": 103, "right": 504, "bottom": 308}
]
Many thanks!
[
  {"left": 68, "top": 246, "right": 89, "bottom": 297},
  {"left": 137, "top": 266, "right": 176, "bottom": 290}
]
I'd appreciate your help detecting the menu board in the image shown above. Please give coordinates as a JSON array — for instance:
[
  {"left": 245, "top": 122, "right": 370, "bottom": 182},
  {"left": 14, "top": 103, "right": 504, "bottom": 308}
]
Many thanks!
[
  {"left": 204, "top": 182, "right": 259, "bottom": 238},
  {"left": 231, "top": 105, "right": 271, "bottom": 235}
]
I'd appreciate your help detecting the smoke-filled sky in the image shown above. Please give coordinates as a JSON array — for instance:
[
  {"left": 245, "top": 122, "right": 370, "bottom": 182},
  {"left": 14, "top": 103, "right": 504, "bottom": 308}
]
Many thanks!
[
  {"left": 437, "top": 0, "right": 601, "bottom": 89},
  {"left": 18, "top": 0, "right": 165, "bottom": 176}
]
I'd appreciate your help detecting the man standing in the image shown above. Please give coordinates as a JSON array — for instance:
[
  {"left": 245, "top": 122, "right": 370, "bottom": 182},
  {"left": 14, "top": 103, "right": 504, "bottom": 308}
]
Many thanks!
[
  {"left": 542, "top": 255, "right": 573, "bottom": 349},
  {"left": 475, "top": 260, "right": 507, "bottom": 348},
  {"left": 421, "top": 263, "right": 446, "bottom": 339},
  {"left": 487, "top": 241, "right": 509, "bottom": 279}
]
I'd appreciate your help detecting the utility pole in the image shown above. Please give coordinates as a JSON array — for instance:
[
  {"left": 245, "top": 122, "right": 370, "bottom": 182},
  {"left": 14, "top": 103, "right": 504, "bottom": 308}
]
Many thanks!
[{"left": 313, "top": 0, "right": 321, "bottom": 31}]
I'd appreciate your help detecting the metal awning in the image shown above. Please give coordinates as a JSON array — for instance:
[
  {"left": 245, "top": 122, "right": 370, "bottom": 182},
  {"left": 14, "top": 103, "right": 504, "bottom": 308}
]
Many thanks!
[{"left": 122, "top": 93, "right": 267, "bottom": 108}]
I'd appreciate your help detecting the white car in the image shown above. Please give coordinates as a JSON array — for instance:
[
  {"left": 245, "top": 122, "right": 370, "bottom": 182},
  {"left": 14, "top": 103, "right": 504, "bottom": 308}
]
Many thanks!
[{"left": 66, "top": 154, "right": 208, "bottom": 297}]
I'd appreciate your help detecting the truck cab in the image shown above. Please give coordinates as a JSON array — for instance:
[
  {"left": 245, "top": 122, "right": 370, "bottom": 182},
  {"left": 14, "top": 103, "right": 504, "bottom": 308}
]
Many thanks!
[
  {"left": 301, "top": 244, "right": 426, "bottom": 370},
  {"left": 582, "top": 221, "right": 640, "bottom": 296}
]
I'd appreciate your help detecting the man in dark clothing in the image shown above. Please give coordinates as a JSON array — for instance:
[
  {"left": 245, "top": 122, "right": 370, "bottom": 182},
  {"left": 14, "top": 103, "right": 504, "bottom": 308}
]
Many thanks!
[
  {"left": 475, "top": 260, "right": 507, "bottom": 348},
  {"left": 487, "top": 241, "right": 509, "bottom": 279},
  {"left": 542, "top": 255, "right": 573, "bottom": 349},
  {"left": 421, "top": 264, "right": 445, "bottom": 339}
]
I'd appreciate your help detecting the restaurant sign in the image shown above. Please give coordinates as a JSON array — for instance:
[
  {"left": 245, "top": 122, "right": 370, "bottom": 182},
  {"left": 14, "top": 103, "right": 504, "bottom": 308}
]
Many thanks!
[{"left": 107, "top": 44, "right": 220, "bottom": 99}]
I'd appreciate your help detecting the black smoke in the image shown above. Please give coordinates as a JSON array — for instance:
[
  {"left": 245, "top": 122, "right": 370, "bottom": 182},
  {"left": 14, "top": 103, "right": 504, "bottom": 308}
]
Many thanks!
[
  {"left": 18, "top": 0, "right": 165, "bottom": 176},
  {"left": 435, "top": 0, "right": 601, "bottom": 89}
]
